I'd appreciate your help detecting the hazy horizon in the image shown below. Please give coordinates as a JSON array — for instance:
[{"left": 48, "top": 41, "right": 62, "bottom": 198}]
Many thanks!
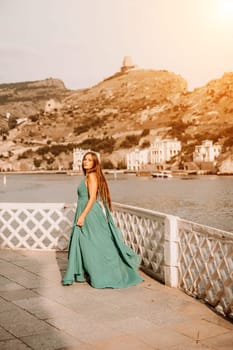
[{"left": 0, "top": 0, "right": 233, "bottom": 91}]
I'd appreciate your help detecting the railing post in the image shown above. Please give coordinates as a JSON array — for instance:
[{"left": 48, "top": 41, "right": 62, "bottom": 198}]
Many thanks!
[{"left": 164, "top": 215, "right": 180, "bottom": 287}]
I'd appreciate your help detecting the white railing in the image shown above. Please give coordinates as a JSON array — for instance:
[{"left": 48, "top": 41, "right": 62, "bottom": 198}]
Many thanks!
[
  {"left": 0, "top": 203, "right": 75, "bottom": 251},
  {"left": 112, "top": 203, "right": 167, "bottom": 283},
  {"left": 177, "top": 219, "right": 233, "bottom": 318},
  {"left": 0, "top": 202, "right": 232, "bottom": 318}
]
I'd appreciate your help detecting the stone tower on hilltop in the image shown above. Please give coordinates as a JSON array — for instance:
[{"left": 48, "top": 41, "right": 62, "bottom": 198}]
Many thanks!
[{"left": 121, "top": 56, "right": 137, "bottom": 72}]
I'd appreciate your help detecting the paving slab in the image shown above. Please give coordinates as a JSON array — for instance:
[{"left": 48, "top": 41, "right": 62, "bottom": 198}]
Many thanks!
[
  {"left": 169, "top": 319, "right": 231, "bottom": 341},
  {"left": 136, "top": 327, "right": 193, "bottom": 349},
  {"left": 0, "top": 307, "right": 55, "bottom": 337},
  {"left": 201, "top": 331, "right": 233, "bottom": 350},
  {"left": 0, "top": 287, "right": 38, "bottom": 301},
  {"left": 0, "top": 326, "right": 13, "bottom": 341},
  {"left": 0, "top": 338, "right": 31, "bottom": 350},
  {"left": 0, "top": 298, "right": 16, "bottom": 313},
  {"left": 21, "top": 330, "right": 82, "bottom": 350},
  {"left": 0, "top": 249, "right": 232, "bottom": 350},
  {"left": 89, "top": 334, "right": 156, "bottom": 350},
  {"left": 14, "top": 295, "right": 80, "bottom": 321}
]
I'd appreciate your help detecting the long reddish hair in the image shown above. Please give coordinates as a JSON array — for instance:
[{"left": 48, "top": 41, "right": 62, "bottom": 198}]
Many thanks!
[{"left": 82, "top": 151, "right": 112, "bottom": 211}]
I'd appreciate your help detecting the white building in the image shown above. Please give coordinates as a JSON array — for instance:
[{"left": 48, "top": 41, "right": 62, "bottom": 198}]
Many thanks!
[
  {"left": 126, "top": 148, "right": 150, "bottom": 171},
  {"left": 126, "top": 137, "right": 181, "bottom": 170},
  {"left": 193, "top": 140, "right": 221, "bottom": 162},
  {"left": 150, "top": 137, "right": 181, "bottom": 164},
  {"left": 73, "top": 149, "right": 100, "bottom": 172}
]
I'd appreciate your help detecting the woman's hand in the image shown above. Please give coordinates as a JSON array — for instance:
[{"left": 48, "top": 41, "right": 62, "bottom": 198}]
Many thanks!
[{"left": 76, "top": 215, "right": 85, "bottom": 226}]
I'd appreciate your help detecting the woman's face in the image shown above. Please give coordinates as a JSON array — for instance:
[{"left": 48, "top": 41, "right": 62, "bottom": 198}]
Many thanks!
[{"left": 83, "top": 154, "right": 94, "bottom": 172}]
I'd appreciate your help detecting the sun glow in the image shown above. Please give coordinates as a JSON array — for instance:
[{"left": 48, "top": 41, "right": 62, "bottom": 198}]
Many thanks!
[
  {"left": 220, "top": 0, "right": 233, "bottom": 16},
  {"left": 213, "top": 0, "right": 233, "bottom": 21}
]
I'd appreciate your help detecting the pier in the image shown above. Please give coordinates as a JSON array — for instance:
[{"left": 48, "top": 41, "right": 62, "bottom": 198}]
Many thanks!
[{"left": 0, "top": 202, "right": 232, "bottom": 349}]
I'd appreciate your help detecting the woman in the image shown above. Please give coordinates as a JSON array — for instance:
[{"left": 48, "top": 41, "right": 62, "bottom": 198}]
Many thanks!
[{"left": 62, "top": 151, "right": 143, "bottom": 288}]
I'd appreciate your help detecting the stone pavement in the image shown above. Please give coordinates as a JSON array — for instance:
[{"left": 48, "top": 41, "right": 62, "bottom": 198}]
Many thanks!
[{"left": 0, "top": 249, "right": 232, "bottom": 350}]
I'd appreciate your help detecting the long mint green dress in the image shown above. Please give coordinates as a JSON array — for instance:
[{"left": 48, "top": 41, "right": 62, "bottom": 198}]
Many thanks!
[{"left": 62, "top": 178, "right": 143, "bottom": 288}]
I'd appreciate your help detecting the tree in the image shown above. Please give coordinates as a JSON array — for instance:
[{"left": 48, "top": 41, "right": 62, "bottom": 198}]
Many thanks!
[
  {"left": 141, "top": 140, "right": 150, "bottom": 149},
  {"left": 8, "top": 116, "right": 18, "bottom": 129},
  {"left": 33, "top": 158, "right": 42, "bottom": 168}
]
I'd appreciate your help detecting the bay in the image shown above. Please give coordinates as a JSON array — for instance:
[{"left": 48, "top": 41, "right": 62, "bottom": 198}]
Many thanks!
[{"left": 0, "top": 173, "right": 233, "bottom": 233}]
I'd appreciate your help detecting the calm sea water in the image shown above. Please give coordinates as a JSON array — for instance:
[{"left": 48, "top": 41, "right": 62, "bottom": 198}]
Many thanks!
[{"left": 0, "top": 173, "right": 233, "bottom": 233}]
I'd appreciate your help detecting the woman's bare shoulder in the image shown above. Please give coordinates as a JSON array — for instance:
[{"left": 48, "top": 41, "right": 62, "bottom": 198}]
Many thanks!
[{"left": 87, "top": 172, "right": 97, "bottom": 183}]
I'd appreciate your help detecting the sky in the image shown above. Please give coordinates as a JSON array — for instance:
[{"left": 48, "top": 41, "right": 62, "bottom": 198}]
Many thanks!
[{"left": 0, "top": 0, "right": 233, "bottom": 91}]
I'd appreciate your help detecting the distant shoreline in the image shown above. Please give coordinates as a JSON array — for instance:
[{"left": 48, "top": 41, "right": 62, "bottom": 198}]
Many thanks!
[
  {"left": 0, "top": 170, "right": 232, "bottom": 176},
  {"left": 0, "top": 170, "right": 74, "bottom": 175},
  {"left": 0, "top": 169, "right": 124, "bottom": 176}
]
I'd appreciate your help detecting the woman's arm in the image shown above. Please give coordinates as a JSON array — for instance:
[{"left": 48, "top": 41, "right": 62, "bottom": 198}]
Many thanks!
[{"left": 76, "top": 172, "right": 98, "bottom": 226}]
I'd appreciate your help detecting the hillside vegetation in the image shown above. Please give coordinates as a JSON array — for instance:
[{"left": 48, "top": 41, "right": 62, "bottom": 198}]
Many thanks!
[{"left": 0, "top": 70, "right": 232, "bottom": 172}]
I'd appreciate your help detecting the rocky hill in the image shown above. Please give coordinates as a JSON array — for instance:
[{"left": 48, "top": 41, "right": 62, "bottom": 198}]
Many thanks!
[
  {"left": 0, "top": 69, "right": 233, "bottom": 172},
  {"left": 0, "top": 78, "right": 70, "bottom": 122}
]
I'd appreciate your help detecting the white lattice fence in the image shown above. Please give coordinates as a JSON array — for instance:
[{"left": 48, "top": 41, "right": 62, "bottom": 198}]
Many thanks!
[
  {"left": 0, "top": 203, "right": 76, "bottom": 250},
  {"left": 1, "top": 202, "right": 233, "bottom": 318},
  {"left": 113, "top": 203, "right": 166, "bottom": 283},
  {"left": 178, "top": 219, "right": 233, "bottom": 318},
  {"left": 0, "top": 202, "right": 167, "bottom": 283}
]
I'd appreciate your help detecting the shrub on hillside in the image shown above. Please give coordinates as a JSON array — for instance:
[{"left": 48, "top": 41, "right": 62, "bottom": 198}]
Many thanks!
[
  {"left": 0, "top": 95, "right": 9, "bottom": 104},
  {"left": 194, "top": 132, "right": 219, "bottom": 143},
  {"left": 141, "top": 129, "right": 150, "bottom": 137},
  {"left": 49, "top": 145, "right": 67, "bottom": 156},
  {"left": 120, "top": 135, "right": 141, "bottom": 148},
  {"left": 74, "top": 124, "right": 89, "bottom": 134},
  {"left": 33, "top": 158, "right": 42, "bottom": 168},
  {"left": 37, "top": 146, "right": 50, "bottom": 155},
  {"left": 117, "top": 160, "right": 127, "bottom": 169},
  {"left": 223, "top": 138, "right": 233, "bottom": 148},
  {"left": 29, "top": 114, "right": 40, "bottom": 122},
  {"left": 0, "top": 127, "right": 8, "bottom": 136},
  {"left": 170, "top": 120, "right": 187, "bottom": 137},
  {"left": 47, "top": 156, "right": 55, "bottom": 165},
  {"left": 222, "top": 125, "right": 233, "bottom": 138},
  {"left": 8, "top": 116, "right": 17, "bottom": 129},
  {"left": 74, "top": 118, "right": 103, "bottom": 135},
  {"left": 78, "top": 137, "right": 116, "bottom": 153},
  {"left": 101, "top": 159, "right": 114, "bottom": 169},
  {"left": 18, "top": 149, "right": 33, "bottom": 159},
  {"left": 140, "top": 140, "right": 150, "bottom": 149},
  {"left": 222, "top": 126, "right": 233, "bottom": 148},
  {"left": 36, "top": 144, "right": 74, "bottom": 156}
]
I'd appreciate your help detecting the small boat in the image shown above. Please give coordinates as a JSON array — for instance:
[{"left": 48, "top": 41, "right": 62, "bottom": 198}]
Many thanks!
[{"left": 151, "top": 171, "right": 173, "bottom": 178}]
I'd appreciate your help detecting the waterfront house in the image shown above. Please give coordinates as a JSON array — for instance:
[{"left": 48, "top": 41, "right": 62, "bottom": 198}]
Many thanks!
[
  {"left": 126, "top": 137, "right": 181, "bottom": 171},
  {"left": 126, "top": 148, "right": 150, "bottom": 171},
  {"left": 193, "top": 140, "right": 222, "bottom": 162},
  {"left": 150, "top": 137, "right": 181, "bottom": 164}
]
